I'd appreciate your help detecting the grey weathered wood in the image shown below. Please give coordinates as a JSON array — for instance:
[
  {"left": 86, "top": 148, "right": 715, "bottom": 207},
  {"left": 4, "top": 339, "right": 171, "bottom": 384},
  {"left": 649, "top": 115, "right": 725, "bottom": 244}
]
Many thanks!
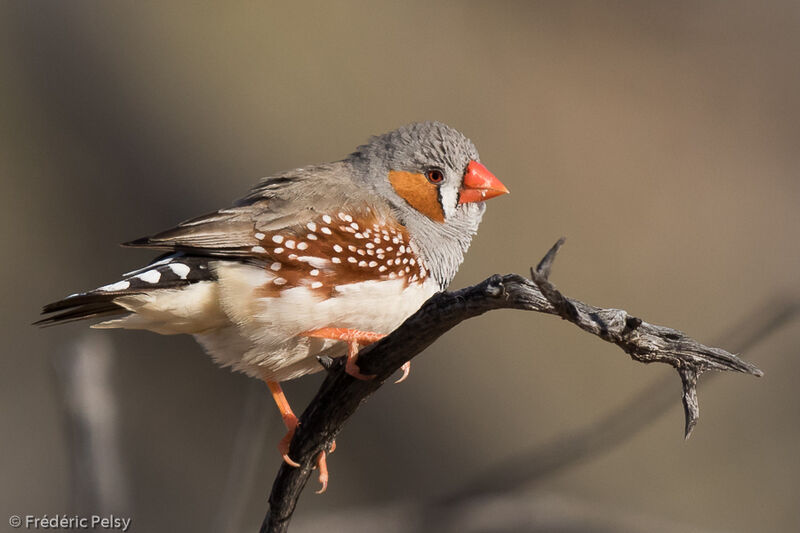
[{"left": 260, "top": 240, "right": 762, "bottom": 533}]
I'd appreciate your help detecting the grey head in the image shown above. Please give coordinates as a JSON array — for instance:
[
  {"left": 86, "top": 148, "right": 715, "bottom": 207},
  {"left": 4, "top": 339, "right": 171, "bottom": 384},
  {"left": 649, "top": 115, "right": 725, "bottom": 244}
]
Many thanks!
[{"left": 347, "top": 121, "right": 508, "bottom": 289}]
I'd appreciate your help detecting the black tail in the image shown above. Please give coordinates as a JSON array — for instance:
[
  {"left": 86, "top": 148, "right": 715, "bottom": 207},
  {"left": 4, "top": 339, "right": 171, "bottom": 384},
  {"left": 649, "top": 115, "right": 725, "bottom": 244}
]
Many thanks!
[
  {"left": 36, "top": 252, "right": 218, "bottom": 327},
  {"left": 35, "top": 292, "right": 129, "bottom": 327}
]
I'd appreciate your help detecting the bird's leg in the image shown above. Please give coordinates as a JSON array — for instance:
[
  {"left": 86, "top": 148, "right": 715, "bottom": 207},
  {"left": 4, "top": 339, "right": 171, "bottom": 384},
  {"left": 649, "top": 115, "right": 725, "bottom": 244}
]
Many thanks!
[
  {"left": 302, "top": 327, "right": 405, "bottom": 381},
  {"left": 265, "top": 380, "right": 301, "bottom": 467},
  {"left": 265, "top": 379, "right": 330, "bottom": 492},
  {"left": 267, "top": 328, "right": 404, "bottom": 494}
]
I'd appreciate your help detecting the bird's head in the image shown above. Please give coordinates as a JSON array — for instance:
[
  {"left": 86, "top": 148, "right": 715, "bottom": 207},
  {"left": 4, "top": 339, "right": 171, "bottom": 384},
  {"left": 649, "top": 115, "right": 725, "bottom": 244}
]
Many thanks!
[{"left": 348, "top": 121, "right": 509, "bottom": 287}]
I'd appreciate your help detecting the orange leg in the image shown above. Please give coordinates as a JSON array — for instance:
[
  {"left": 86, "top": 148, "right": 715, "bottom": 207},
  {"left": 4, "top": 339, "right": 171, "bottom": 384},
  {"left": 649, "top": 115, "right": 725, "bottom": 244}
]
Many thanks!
[
  {"left": 265, "top": 380, "right": 331, "bottom": 493},
  {"left": 266, "top": 381, "right": 301, "bottom": 467}
]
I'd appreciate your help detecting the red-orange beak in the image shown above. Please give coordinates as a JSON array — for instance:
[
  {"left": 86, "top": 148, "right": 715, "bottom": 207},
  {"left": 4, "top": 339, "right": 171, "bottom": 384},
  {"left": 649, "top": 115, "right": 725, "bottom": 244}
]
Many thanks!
[{"left": 458, "top": 161, "right": 509, "bottom": 204}]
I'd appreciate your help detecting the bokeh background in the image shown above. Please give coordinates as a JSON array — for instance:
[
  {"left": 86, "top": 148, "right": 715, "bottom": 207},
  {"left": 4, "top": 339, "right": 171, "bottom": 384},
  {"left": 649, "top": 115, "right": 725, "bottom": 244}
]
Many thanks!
[{"left": 2, "top": 2, "right": 798, "bottom": 532}]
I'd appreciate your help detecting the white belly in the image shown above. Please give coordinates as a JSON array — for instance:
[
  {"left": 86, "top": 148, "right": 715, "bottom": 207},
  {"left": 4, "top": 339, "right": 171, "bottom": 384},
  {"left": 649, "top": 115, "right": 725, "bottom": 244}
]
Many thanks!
[{"left": 197, "top": 262, "right": 438, "bottom": 381}]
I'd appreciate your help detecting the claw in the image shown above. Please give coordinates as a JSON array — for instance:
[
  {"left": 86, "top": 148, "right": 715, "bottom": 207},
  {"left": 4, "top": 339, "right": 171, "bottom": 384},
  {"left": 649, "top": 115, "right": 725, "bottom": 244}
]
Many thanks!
[
  {"left": 395, "top": 361, "right": 411, "bottom": 383},
  {"left": 345, "top": 347, "right": 377, "bottom": 380},
  {"left": 278, "top": 425, "right": 301, "bottom": 467}
]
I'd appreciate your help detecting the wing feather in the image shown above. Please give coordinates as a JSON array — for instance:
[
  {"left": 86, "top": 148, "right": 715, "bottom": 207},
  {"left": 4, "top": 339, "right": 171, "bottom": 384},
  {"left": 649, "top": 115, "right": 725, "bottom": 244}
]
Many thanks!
[{"left": 121, "top": 162, "right": 361, "bottom": 257}]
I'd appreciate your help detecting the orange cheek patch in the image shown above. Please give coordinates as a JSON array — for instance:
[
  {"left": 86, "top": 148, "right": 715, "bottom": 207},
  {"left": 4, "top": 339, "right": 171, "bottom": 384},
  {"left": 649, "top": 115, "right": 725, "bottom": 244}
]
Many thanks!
[{"left": 388, "top": 171, "right": 445, "bottom": 223}]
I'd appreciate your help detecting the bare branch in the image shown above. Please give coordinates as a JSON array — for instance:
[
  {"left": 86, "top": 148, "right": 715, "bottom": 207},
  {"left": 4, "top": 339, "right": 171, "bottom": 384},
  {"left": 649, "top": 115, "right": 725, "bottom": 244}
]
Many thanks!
[{"left": 260, "top": 241, "right": 762, "bottom": 533}]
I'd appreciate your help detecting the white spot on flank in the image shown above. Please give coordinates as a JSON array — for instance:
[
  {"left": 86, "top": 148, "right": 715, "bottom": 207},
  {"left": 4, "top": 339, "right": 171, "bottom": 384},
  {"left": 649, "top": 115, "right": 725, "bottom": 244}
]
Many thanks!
[
  {"left": 272, "top": 235, "right": 284, "bottom": 244},
  {"left": 271, "top": 262, "right": 282, "bottom": 271},
  {"left": 377, "top": 254, "right": 385, "bottom": 260},
  {"left": 311, "top": 281, "right": 323, "bottom": 289},
  {"left": 350, "top": 222, "right": 359, "bottom": 230},
  {"left": 168, "top": 263, "right": 190, "bottom": 279},
  {"left": 410, "top": 258, "right": 416, "bottom": 265},
  {"left": 358, "top": 260, "right": 367, "bottom": 267},
  {"left": 98, "top": 280, "right": 130, "bottom": 291},
  {"left": 307, "top": 233, "right": 318, "bottom": 240},
  {"left": 322, "top": 215, "right": 333, "bottom": 224},
  {"left": 405, "top": 266, "right": 411, "bottom": 273},
  {"left": 320, "top": 227, "right": 332, "bottom": 235},
  {"left": 347, "top": 257, "right": 357, "bottom": 263},
  {"left": 310, "top": 269, "right": 320, "bottom": 276},
  {"left": 399, "top": 245, "right": 406, "bottom": 254},
  {"left": 296, "top": 242, "right": 308, "bottom": 250},
  {"left": 344, "top": 214, "right": 353, "bottom": 222},
  {"left": 376, "top": 248, "right": 384, "bottom": 254},
  {"left": 307, "top": 222, "right": 317, "bottom": 231},
  {"left": 333, "top": 244, "right": 343, "bottom": 253},
  {"left": 368, "top": 261, "right": 378, "bottom": 267},
  {"left": 338, "top": 212, "right": 348, "bottom": 221},
  {"left": 252, "top": 246, "right": 266, "bottom": 253},
  {"left": 285, "top": 240, "right": 296, "bottom": 249},
  {"left": 357, "top": 249, "right": 365, "bottom": 255},
  {"left": 136, "top": 270, "right": 161, "bottom": 283},
  {"left": 386, "top": 246, "right": 393, "bottom": 252},
  {"left": 332, "top": 257, "right": 341, "bottom": 264},
  {"left": 402, "top": 258, "right": 409, "bottom": 264},
  {"left": 387, "top": 259, "right": 394, "bottom": 266},
  {"left": 255, "top": 232, "right": 265, "bottom": 240},
  {"left": 378, "top": 265, "right": 387, "bottom": 272},
  {"left": 297, "top": 256, "right": 329, "bottom": 268},
  {"left": 288, "top": 253, "right": 297, "bottom": 260},
  {"left": 273, "top": 277, "right": 287, "bottom": 285},
  {"left": 347, "top": 245, "right": 357, "bottom": 252},
  {"left": 389, "top": 272, "right": 397, "bottom": 279},
  {"left": 343, "top": 226, "right": 356, "bottom": 233},
  {"left": 273, "top": 247, "right": 284, "bottom": 254},
  {"left": 373, "top": 237, "right": 381, "bottom": 244},
  {"left": 354, "top": 232, "right": 364, "bottom": 239}
]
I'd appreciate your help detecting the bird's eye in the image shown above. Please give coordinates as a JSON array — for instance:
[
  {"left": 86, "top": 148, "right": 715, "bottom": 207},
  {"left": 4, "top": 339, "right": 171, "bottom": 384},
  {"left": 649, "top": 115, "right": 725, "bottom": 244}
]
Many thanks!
[{"left": 426, "top": 169, "right": 444, "bottom": 184}]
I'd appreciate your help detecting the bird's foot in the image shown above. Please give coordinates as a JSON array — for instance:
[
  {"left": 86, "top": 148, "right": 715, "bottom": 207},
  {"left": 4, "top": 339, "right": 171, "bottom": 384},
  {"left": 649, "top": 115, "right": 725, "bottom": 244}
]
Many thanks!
[
  {"left": 277, "top": 415, "right": 301, "bottom": 467},
  {"left": 302, "top": 327, "right": 387, "bottom": 380}
]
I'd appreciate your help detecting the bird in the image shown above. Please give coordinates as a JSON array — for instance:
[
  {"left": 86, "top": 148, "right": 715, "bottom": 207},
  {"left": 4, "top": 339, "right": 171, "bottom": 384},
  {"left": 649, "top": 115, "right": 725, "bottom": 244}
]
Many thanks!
[{"left": 37, "top": 121, "right": 509, "bottom": 492}]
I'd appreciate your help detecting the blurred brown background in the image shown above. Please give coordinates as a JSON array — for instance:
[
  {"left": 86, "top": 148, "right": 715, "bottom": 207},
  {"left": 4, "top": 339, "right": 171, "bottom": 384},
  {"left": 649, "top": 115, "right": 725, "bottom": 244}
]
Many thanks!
[{"left": 2, "top": 2, "right": 798, "bottom": 532}]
